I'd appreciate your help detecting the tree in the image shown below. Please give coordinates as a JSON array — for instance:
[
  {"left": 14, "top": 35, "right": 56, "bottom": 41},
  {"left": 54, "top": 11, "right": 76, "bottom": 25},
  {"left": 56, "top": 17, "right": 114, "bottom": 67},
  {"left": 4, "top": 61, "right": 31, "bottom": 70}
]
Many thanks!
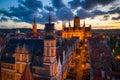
[{"left": 114, "top": 46, "right": 120, "bottom": 56}]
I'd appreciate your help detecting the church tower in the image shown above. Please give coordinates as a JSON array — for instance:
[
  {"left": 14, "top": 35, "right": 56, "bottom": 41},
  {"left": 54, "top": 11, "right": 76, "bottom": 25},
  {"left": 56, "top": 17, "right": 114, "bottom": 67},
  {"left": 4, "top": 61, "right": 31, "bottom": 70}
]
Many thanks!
[
  {"left": 32, "top": 16, "right": 37, "bottom": 37},
  {"left": 69, "top": 20, "right": 71, "bottom": 31},
  {"left": 74, "top": 16, "right": 80, "bottom": 29},
  {"left": 43, "top": 10, "right": 58, "bottom": 80}
]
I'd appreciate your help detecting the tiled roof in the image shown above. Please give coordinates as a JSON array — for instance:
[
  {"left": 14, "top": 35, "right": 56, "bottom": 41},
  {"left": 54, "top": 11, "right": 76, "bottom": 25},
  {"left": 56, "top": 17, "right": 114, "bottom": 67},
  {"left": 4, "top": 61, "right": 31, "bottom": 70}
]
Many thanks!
[
  {"left": 1, "top": 39, "right": 44, "bottom": 65},
  {"left": 89, "top": 37, "right": 120, "bottom": 80},
  {"left": 21, "top": 64, "right": 34, "bottom": 80}
]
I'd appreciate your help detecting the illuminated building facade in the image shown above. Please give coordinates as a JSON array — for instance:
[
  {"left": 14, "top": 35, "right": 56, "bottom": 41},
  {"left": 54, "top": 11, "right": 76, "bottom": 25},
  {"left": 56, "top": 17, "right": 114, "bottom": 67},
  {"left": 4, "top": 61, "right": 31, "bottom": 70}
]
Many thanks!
[{"left": 62, "top": 16, "right": 92, "bottom": 41}]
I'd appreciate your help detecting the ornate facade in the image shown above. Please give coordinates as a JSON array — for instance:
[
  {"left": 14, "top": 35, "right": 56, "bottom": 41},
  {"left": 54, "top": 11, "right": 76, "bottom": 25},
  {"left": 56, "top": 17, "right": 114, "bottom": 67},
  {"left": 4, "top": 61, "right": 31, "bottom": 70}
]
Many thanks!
[
  {"left": 1, "top": 43, "right": 32, "bottom": 80},
  {"left": 62, "top": 16, "right": 92, "bottom": 41}
]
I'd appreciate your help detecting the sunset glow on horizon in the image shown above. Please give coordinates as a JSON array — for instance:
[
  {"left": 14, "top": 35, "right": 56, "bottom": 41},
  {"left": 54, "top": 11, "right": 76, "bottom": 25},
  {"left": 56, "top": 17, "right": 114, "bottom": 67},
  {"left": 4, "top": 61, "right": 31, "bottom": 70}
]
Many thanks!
[{"left": 0, "top": 0, "right": 120, "bottom": 30}]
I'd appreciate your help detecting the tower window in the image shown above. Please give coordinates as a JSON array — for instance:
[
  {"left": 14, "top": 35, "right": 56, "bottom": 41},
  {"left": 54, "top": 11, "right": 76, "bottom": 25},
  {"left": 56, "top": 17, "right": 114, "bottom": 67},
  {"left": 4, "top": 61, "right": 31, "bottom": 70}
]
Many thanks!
[
  {"left": 46, "top": 42, "right": 49, "bottom": 46},
  {"left": 51, "top": 42, "right": 54, "bottom": 46}
]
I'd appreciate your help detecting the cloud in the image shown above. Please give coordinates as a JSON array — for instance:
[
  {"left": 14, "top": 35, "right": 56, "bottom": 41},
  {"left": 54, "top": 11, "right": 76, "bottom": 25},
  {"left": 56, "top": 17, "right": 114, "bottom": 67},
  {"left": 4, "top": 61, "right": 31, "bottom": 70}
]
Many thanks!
[
  {"left": 0, "top": 17, "right": 8, "bottom": 22},
  {"left": 112, "top": 15, "right": 120, "bottom": 20},
  {"left": 103, "top": 15, "right": 110, "bottom": 20},
  {"left": 18, "top": 0, "right": 43, "bottom": 11},
  {"left": 77, "top": 8, "right": 91, "bottom": 19},
  {"left": 91, "top": 10, "right": 106, "bottom": 17},
  {"left": 0, "top": 0, "right": 50, "bottom": 24},
  {"left": 52, "top": 0, "right": 65, "bottom": 9},
  {"left": 44, "top": 6, "right": 54, "bottom": 12},
  {"left": 68, "top": 0, "right": 115, "bottom": 10},
  {"left": 0, "top": 0, "right": 119, "bottom": 25},
  {"left": 68, "top": 0, "right": 81, "bottom": 9},
  {"left": 99, "top": 15, "right": 110, "bottom": 21},
  {"left": 36, "top": 11, "right": 58, "bottom": 24},
  {"left": 56, "top": 7, "right": 74, "bottom": 20},
  {"left": 90, "top": 7, "right": 120, "bottom": 18},
  {"left": 108, "top": 7, "right": 120, "bottom": 14},
  {"left": 81, "top": 0, "right": 115, "bottom": 10}
]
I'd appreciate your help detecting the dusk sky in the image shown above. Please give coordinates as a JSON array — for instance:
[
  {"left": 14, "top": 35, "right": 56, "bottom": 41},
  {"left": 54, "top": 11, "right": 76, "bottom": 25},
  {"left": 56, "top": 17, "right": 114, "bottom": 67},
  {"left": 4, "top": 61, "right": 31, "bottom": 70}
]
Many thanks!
[{"left": 0, "top": 0, "right": 120, "bottom": 30}]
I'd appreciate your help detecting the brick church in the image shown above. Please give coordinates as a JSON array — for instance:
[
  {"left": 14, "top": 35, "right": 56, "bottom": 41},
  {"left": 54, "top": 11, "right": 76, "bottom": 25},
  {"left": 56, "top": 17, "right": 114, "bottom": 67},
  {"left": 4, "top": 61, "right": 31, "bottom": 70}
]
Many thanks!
[{"left": 62, "top": 16, "right": 92, "bottom": 41}]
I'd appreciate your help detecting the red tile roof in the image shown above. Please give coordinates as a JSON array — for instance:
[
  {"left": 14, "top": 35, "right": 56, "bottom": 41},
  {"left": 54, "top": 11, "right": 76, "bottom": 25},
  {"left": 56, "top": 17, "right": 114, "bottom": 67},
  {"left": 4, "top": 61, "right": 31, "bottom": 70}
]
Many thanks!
[{"left": 21, "top": 64, "right": 34, "bottom": 80}]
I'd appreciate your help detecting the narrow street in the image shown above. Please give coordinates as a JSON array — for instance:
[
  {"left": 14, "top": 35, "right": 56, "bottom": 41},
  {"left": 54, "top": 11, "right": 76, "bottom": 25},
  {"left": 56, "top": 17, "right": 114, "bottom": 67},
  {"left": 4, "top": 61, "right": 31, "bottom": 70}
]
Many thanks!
[
  {"left": 65, "top": 40, "right": 90, "bottom": 80},
  {"left": 76, "top": 59, "right": 83, "bottom": 80}
]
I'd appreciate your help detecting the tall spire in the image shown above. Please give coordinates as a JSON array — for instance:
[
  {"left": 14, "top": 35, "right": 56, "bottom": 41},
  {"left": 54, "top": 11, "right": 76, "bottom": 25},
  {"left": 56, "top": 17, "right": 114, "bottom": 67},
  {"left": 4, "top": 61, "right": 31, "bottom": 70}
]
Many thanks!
[
  {"left": 69, "top": 20, "right": 71, "bottom": 31},
  {"left": 34, "top": 16, "right": 36, "bottom": 25},
  {"left": 69, "top": 20, "right": 71, "bottom": 27},
  {"left": 84, "top": 20, "right": 85, "bottom": 26},
  {"left": 48, "top": 3, "right": 51, "bottom": 24}
]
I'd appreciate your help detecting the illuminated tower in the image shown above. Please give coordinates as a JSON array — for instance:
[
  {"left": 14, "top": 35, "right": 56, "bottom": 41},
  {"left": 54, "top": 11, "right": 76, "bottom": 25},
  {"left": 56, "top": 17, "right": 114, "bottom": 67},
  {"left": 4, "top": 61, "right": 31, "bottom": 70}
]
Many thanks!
[
  {"left": 62, "top": 21, "right": 65, "bottom": 31},
  {"left": 43, "top": 10, "right": 58, "bottom": 80},
  {"left": 69, "top": 20, "right": 71, "bottom": 31},
  {"left": 15, "top": 44, "right": 31, "bottom": 80},
  {"left": 74, "top": 16, "right": 80, "bottom": 29},
  {"left": 32, "top": 16, "right": 37, "bottom": 37}
]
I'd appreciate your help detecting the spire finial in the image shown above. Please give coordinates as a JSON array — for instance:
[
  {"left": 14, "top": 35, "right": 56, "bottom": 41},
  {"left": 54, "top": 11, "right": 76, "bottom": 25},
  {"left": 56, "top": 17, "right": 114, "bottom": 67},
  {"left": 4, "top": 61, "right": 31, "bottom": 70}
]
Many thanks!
[
  {"left": 34, "top": 15, "right": 36, "bottom": 25},
  {"left": 84, "top": 20, "right": 85, "bottom": 26},
  {"left": 48, "top": 3, "right": 51, "bottom": 23},
  {"left": 69, "top": 20, "right": 71, "bottom": 27}
]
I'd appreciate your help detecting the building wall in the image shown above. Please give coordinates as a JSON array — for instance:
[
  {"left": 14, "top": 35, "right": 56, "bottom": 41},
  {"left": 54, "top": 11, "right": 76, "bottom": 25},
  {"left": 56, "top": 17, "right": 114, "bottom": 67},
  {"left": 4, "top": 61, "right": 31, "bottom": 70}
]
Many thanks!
[
  {"left": 62, "top": 16, "right": 92, "bottom": 41},
  {"left": 1, "top": 62, "right": 15, "bottom": 80}
]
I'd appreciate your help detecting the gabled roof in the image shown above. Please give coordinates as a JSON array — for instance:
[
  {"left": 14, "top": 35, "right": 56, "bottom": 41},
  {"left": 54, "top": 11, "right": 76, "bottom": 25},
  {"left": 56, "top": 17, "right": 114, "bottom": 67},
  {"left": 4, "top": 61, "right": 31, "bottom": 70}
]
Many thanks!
[
  {"left": 21, "top": 64, "right": 34, "bottom": 80},
  {"left": 1, "top": 39, "right": 44, "bottom": 65}
]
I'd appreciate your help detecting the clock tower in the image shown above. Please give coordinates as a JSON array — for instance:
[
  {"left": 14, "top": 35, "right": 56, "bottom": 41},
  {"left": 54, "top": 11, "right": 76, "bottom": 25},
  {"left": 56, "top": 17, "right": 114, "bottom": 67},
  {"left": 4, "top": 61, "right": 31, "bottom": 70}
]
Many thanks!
[{"left": 43, "top": 11, "right": 58, "bottom": 80}]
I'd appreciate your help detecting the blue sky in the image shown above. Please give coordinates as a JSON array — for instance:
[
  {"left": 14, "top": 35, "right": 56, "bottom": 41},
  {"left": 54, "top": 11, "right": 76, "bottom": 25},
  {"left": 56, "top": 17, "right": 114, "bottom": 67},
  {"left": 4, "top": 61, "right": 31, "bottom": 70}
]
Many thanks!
[{"left": 0, "top": 0, "right": 120, "bottom": 29}]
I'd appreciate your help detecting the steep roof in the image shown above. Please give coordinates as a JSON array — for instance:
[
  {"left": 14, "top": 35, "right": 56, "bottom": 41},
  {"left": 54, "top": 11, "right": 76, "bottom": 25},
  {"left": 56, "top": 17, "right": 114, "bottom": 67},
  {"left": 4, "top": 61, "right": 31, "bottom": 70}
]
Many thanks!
[
  {"left": 1, "top": 38, "right": 44, "bottom": 66},
  {"left": 21, "top": 64, "right": 34, "bottom": 80}
]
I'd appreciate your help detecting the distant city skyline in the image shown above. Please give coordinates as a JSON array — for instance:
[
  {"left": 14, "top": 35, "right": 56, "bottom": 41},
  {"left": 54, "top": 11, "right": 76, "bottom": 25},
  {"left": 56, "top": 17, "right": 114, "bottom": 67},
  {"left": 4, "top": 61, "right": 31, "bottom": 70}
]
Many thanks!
[{"left": 0, "top": 0, "right": 120, "bottom": 30}]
